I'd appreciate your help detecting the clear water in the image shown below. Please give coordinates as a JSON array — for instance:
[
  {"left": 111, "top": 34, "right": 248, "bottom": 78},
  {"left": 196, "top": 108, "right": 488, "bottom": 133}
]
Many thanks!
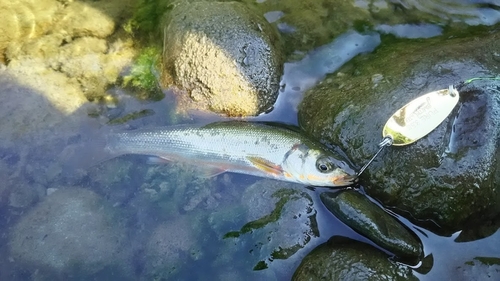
[{"left": 1, "top": 0, "right": 500, "bottom": 280}]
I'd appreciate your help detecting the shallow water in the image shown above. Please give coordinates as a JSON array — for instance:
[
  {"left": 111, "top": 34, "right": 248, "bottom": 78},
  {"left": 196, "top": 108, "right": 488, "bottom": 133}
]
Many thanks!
[{"left": 1, "top": 0, "right": 500, "bottom": 280}]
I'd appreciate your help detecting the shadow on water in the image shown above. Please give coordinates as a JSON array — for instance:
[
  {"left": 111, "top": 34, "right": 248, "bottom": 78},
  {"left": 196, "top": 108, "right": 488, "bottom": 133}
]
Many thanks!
[
  {"left": 0, "top": 70, "right": 180, "bottom": 280},
  {"left": 0, "top": 71, "right": 106, "bottom": 280}
]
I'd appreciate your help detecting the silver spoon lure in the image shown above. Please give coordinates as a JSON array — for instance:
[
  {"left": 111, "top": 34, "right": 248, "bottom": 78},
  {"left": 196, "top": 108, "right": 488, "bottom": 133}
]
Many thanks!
[{"left": 356, "top": 85, "right": 460, "bottom": 178}]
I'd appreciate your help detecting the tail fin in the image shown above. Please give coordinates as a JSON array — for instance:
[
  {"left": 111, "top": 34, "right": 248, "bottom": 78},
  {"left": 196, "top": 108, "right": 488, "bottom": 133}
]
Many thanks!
[{"left": 58, "top": 120, "right": 121, "bottom": 174}]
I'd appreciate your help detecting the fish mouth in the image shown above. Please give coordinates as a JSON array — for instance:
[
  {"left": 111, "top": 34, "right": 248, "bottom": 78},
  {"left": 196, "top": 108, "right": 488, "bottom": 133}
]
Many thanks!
[{"left": 332, "top": 174, "right": 359, "bottom": 186}]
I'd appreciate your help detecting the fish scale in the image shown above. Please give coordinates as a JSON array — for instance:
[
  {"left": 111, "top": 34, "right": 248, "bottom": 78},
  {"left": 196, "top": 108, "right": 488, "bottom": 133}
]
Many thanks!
[
  {"left": 99, "top": 121, "right": 356, "bottom": 186},
  {"left": 107, "top": 123, "right": 300, "bottom": 168}
]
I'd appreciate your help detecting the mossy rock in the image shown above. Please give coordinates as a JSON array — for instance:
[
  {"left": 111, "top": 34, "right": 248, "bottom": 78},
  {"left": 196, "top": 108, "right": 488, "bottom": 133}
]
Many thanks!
[{"left": 298, "top": 30, "right": 500, "bottom": 234}]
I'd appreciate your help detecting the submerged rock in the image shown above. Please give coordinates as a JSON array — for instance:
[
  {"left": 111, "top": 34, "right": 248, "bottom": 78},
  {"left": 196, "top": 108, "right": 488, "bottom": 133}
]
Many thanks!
[
  {"left": 223, "top": 179, "right": 318, "bottom": 272},
  {"left": 143, "top": 217, "right": 202, "bottom": 280},
  {"left": 2, "top": 0, "right": 138, "bottom": 113},
  {"left": 454, "top": 257, "right": 500, "bottom": 280},
  {"left": 9, "top": 188, "right": 130, "bottom": 278},
  {"left": 298, "top": 30, "right": 500, "bottom": 233},
  {"left": 320, "top": 190, "right": 422, "bottom": 259},
  {"left": 0, "top": 0, "right": 60, "bottom": 63},
  {"left": 292, "top": 236, "right": 418, "bottom": 281},
  {"left": 162, "top": 1, "right": 284, "bottom": 116}
]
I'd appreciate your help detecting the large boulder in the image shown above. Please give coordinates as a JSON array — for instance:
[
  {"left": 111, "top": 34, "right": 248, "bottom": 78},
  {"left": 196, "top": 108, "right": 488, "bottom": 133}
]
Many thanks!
[
  {"left": 162, "top": 1, "right": 284, "bottom": 116},
  {"left": 298, "top": 30, "right": 500, "bottom": 233}
]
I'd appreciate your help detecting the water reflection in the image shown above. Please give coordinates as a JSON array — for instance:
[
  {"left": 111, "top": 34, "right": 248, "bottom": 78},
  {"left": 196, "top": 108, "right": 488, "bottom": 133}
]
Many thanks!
[
  {"left": 359, "top": 0, "right": 500, "bottom": 26},
  {"left": 255, "top": 30, "right": 381, "bottom": 124},
  {"left": 376, "top": 23, "right": 443, "bottom": 38}
]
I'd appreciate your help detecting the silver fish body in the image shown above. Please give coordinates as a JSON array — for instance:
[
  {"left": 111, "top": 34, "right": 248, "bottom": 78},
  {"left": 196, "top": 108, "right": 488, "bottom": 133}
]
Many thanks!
[{"left": 104, "top": 121, "right": 357, "bottom": 187}]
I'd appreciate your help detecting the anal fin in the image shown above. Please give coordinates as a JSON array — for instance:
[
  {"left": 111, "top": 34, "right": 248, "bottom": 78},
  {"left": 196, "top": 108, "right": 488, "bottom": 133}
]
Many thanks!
[
  {"left": 197, "top": 167, "right": 228, "bottom": 178},
  {"left": 146, "top": 156, "right": 172, "bottom": 165}
]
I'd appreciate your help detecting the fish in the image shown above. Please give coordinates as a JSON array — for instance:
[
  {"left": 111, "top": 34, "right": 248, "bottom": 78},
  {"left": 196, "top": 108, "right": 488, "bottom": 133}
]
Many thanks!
[{"left": 83, "top": 121, "right": 358, "bottom": 187}]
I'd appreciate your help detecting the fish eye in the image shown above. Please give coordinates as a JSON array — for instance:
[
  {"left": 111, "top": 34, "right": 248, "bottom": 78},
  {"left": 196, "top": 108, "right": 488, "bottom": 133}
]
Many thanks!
[{"left": 316, "top": 157, "right": 334, "bottom": 173}]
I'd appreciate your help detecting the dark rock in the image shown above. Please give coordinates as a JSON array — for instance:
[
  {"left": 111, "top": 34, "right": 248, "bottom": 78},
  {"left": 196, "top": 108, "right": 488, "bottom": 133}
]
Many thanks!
[
  {"left": 292, "top": 236, "right": 418, "bottom": 281},
  {"left": 298, "top": 30, "right": 500, "bottom": 233},
  {"left": 162, "top": 1, "right": 284, "bottom": 116},
  {"left": 320, "top": 190, "right": 422, "bottom": 259}
]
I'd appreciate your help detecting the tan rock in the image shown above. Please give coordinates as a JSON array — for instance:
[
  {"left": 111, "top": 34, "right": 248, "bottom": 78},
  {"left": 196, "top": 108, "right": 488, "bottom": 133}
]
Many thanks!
[
  {"left": 54, "top": 1, "right": 116, "bottom": 38},
  {"left": 0, "top": 0, "right": 61, "bottom": 62},
  {"left": 163, "top": 1, "right": 284, "bottom": 116}
]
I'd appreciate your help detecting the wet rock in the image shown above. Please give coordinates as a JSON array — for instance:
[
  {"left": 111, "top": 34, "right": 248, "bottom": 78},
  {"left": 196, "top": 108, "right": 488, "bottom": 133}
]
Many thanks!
[
  {"left": 320, "top": 190, "right": 422, "bottom": 259},
  {"left": 455, "top": 215, "right": 500, "bottom": 243},
  {"left": 6, "top": 33, "right": 136, "bottom": 102},
  {"left": 9, "top": 188, "right": 131, "bottom": 278},
  {"left": 224, "top": 179, "right": 318, "bottom": 271},
  {"left": 0, "top": 0, "right": 60, "bottom": 63},
  {"left": 292, "top": 236, "right": 418, "bottom": 281},
  {"left": 143, "top": 217, "right": 203, "bottom": 280},
  {"left": 298, "top": 30, "right": 500, "bottom": 233},
  {"left": 2, "top": 0, "right": 138, "bottom": 108},
  {"left": 54, "top": 1, "right": 116, "bottom": 38},
  {"left": 162, "top": 1, "right": 284, "bottom": 116},
  {"left": 7, "top": 181, "right": 43, "bottom": 209},
  {"left": 0, "top": 67, "right": 89, "bottom": 146},
  {"left": 253, "top": 0, "right": 371, "bottom": 54},
  {"left": 139, "top": 163, "right": 218, "bottom": 215}
]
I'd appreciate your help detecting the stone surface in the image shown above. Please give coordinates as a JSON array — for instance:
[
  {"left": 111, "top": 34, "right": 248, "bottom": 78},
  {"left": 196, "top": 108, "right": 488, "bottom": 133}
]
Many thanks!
[
  {"left": 162, "top": 1, "right": 284, "bottom": 116},
  {"left": 0, "top": 0, "right": 60, "bottom": 63},
  {"left": 298, "top": 30, "right": 500, "bottom": 233},
  {"left": 224, "top": 179, "right": 318, "bottom": 271},
  {"left": 143, "top": 218, "right": 202, "bottom": 280},
  {"left": 292, "top": 236, "right": 418, "bottom": 281},
  {"left": 9, "top": 188, "right": 130, "bottom": 277},
  {"left": 321, "top": 190, "right": 422, "bottom": 259}
]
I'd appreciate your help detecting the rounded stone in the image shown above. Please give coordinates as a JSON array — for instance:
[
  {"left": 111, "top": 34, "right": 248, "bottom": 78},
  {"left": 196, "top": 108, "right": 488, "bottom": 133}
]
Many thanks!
[
  {"left": 162, "top": 1, "right": 284, "bottom": 116},
  {"left": 9, "top": 188, "right": 130, "bottom": 276},
  {"left": 292, "top": 237, "right": 418, "bottom": 281},
  {"left": 320, "top": 190, "right": 422, "bottom": 259},
  {"left": 298, "top": 31, "right": 500, "bottom": 233}
]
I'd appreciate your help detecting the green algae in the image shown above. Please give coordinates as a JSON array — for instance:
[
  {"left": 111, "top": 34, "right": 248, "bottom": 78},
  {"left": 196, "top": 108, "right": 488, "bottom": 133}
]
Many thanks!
[
  {"left": 224, "top": 188, "right": 303, "bottom": 237},
  {"left": 253, "top": 260, "right": 268, "bottom": 271},
  {"left": 121, "top": 46, "right": 164, "bottom": 101},
  {"left": 107, "top": 109, "right": 155, "bottom": 124},
  {"left": 125, "top": 0, "right": 173, "bottom": 39}
]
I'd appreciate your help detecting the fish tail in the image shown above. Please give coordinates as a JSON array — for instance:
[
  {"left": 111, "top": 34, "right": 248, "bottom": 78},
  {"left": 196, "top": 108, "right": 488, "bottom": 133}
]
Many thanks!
[{"left": 59, "top": 120, "right": 121, "bottom": 174}]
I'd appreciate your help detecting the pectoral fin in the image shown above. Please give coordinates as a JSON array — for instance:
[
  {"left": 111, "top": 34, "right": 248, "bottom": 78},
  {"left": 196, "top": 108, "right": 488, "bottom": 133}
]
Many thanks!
[{"left": 247, "top": 156, "right": 283, "bottom": 176}]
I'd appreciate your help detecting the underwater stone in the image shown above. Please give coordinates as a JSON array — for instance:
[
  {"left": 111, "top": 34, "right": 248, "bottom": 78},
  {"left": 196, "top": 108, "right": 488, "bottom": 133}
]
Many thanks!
[
  {"left": 8, "top": 188, "right": 130, "bottom": 277},
  {"left": 292, "top": 236, "right": 418, "bottom": 281},
  {"left": 320, "top": 190, "right": 422, "bottom": 259},
  {"left": 229, "top": 179, "right": 318, "bottom": 272},
  {"left": 298, "top": 31, "right": 500, "bottom": 234},
  {"left": 162, "top": 1, "right": 284, "bottom": 116},
  {"left": 143, "top": 218, "right": 201, "bottom": 280},
  {"left": 0, "top": 0, "right": 60, "bottom": 63}
]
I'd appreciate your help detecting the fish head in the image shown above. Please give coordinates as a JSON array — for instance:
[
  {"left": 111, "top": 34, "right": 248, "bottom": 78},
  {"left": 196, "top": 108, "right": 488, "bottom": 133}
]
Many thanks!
[{"left": 282, "top": 146, "right": 357, "bottom": 187}]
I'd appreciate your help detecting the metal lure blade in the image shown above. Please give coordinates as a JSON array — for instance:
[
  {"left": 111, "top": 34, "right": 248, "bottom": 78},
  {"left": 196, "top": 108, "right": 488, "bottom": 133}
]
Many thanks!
[{"left": 383, "top": 85, "right": 459, "bottom": 146}]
